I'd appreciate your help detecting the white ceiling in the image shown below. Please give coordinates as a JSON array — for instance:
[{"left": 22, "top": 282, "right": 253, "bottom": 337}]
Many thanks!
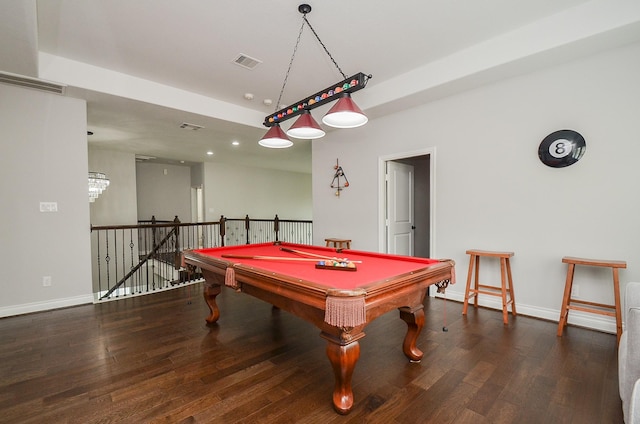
[{"left": 2, "top": 0, "right": 640, "bottom": 173}]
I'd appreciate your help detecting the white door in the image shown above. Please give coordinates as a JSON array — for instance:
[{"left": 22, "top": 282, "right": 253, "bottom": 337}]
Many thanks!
[{"left": 386, "top": 161, "right": 414, "bottom": 255}]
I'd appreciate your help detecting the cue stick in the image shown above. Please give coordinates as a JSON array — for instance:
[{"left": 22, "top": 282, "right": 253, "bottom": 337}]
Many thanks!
[
  {"left": 280, "top": 247, "right": 358, "bottom": 262},
  {"left": 221, "top": 254, "right": 362, "bottom": 263}
]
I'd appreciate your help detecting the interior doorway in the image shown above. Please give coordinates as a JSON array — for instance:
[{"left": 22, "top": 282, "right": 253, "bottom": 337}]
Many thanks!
[
  {"left": 379, "top": 148, "right": 434, "bottom": 258},
  {"left": 191, "top": 185, "right": 204, "bottom": 247}
]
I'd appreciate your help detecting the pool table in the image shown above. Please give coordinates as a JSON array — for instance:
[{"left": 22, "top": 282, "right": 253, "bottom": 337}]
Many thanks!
[{"left": 182, "top": 242, "right": 454, "bottom": 414}]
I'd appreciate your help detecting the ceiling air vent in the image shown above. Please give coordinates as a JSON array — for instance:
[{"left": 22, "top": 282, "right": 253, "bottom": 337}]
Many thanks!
[
  {"left": 233, "top": 54, "right": 262, "bottom": 70},
  {"left": 179, "top": 122, "right": 204, "bottom": 130},
  {"left": 0, "top": 71, "right": 66, "bottom": 95}
]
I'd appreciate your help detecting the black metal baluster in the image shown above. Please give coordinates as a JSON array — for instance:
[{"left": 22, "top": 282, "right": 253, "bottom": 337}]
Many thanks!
[{"left": 105, "top": 231, "right": 111, "bottom": 297}]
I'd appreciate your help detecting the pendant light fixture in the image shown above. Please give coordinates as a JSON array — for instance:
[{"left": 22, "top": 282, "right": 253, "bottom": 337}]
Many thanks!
[
  {"left": 258, "top": 124, "right": 293, "bottom": 148},
  {"left": 259, "top": 4, "right": 372, "bottom": 148},
  {"left": 286, "top": 109, "right": 325, "bottom": 139},
  {"left": 88, "top": 171, "right": 110, "bottom": 202},
  {"left": 322, "top": 92, "right": 368, "bottom": 128}
]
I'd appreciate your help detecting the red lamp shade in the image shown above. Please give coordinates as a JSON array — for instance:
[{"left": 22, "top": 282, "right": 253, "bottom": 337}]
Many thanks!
[
  {"left": 286, "top": 109, "right": 325, "bottom": 139},
  {"left": 322, "top": 93, "right": 368, "bottom": 128},
  {"left": 259, "top": 123, "right": 293, "bottom": 148}
]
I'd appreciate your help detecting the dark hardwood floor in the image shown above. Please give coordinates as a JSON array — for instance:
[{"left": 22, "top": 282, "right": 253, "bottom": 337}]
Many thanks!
[{"left": 0, "top": 283, "right": 622, "bottom": 423}]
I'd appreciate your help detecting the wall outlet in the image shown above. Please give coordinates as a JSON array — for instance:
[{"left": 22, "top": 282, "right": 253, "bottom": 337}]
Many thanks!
[
  {"left": 42, "top": 276, "right": 52, "bottom": 287},
  {"left": 571, "top": 284, "right": 580, "bottom": 298}
]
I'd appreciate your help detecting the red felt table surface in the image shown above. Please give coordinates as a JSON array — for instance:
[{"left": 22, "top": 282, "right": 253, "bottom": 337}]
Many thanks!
[{"left": 191, "top": 242, "right": 439, "bottom": 290}]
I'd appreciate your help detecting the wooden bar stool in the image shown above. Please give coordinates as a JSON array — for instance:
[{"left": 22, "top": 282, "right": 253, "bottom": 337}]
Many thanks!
[
  {"left": 557, "top": 256, "right": 626, "bottom": 343},
  {"left": 325, "top": 238, "right": 351, "bottom": 250},
  {"left": 462, "top": 249, "right": 516, "bottom": 325}
]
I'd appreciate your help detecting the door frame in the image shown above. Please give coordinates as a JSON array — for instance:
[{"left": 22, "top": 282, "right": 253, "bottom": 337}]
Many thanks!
[{"left": 378, "top": 147, "right": 436, "bottom": 256}]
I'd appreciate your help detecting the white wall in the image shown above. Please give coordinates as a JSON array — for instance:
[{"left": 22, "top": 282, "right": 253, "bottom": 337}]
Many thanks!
[
  {"left": 203, "top": 162, "right": 312, "bottom": 220},
  {"left": 89, "top": 148, "right": 138, "bottom": 226},
  {"left": 0, "top": 84, "right": 92, "bottom": 316},
  {"left": 88, "top": 149, "right": 139, "bottom": 294},
  {"left": 136, "top": 161, "right": 192, "bottom": 222},
  {"left": 313, "top": 41, "right": 640, "bottom": 333}
]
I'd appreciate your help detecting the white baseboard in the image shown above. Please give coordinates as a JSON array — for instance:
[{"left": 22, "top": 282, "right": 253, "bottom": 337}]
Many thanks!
[
  {"left": 0, "top": 294, "right": 94, "bottom": 318},
  {"left": 433, "top": 290, "right": 617, "bottom": 335},
  {"left": 93, "top": 279, "right": 202, "bottom": 303}
]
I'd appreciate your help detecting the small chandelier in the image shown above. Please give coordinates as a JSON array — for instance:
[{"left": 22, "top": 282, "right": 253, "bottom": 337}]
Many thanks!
[
  {"left": 88, "top": 171, "right": 110, "bottom": 202},
  {"left": 259, "top": 4, "right": 372, "bottom": 148}
]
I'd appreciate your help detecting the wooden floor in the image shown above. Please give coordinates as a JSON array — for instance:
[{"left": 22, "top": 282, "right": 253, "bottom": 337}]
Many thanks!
[{"left": 0, "top": 283, "right": 622, "bottom": 423}]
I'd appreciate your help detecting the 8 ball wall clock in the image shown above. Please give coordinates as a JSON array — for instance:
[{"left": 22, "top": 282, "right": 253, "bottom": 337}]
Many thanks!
[{"left": 538, "top": 129, "right": 586, "bottom": 168}]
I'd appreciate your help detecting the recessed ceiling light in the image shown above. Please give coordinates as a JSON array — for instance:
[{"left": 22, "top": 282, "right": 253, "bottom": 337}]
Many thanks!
[
  {"left": 232, "top": 141, "right": 240, "bottom": 146},
  {"left": 206, "top": 151, "right": 214, "bottom": 156}
]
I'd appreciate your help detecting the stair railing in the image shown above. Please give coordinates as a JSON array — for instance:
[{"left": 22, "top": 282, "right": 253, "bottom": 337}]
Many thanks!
[{"left": 90, "top": 215, "right": 312, "bottom": 301}]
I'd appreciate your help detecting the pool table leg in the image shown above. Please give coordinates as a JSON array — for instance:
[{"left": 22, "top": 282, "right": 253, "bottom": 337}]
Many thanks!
[
  {"left": 399, "top": 305, "right": 425, "bottom": 362},
  {"left": 325, "top": 338, "right": 360, "bottom": 414},
  {"left": 201, "top": 270, "right": 222, "bottom": 324}
]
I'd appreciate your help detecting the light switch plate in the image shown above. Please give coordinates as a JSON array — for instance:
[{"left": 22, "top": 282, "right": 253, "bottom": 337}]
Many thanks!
[{"left": 40, "top": 202, "right": 58, "bottom": 212}]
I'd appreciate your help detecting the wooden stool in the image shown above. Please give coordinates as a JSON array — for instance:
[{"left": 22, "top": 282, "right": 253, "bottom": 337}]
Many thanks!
[
  {"left": 557, "top": 256, "right": 626, "bottom": 343},
  {"left": 325, "top": 238, "right": 351, "bottom": 249},
  {"left": 462, "top": 249, "right": 516, "bottom": 325}
]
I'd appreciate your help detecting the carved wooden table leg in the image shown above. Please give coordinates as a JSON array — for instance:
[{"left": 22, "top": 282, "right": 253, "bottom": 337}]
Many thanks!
[
  {"left": 399, "top": 305, "right": 425, "bottom": 362},
  {"left": 321, "top": 327, "right": 366, "bottom": 415},
  {"left": 203, "top": 283, "right": 221, "bottom": 323},
  {"left": 201, "top": 270, "right": 222, "bottom": 324},
  {"left": 325, "top": 339, "right": 360, "bottom": 414}
]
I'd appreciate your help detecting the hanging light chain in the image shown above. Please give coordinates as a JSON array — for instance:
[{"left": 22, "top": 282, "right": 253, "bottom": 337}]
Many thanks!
[
  {"left": 274, "top": 16, "right": 307, "bottom": 113},
  {"left": 302, "top": 15, "right": 347, "bottom": 80},
  {"left": 275, "top": 8, "right": 350, "bottom": 113}
]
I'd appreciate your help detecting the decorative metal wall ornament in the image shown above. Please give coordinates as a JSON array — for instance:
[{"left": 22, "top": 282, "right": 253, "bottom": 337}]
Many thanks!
[
  {"left": 331, "top": 159, "right": 349, "bottom": 197},
  {"left": 538, "top": 129, "right": 586, "bottom": 168}
]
